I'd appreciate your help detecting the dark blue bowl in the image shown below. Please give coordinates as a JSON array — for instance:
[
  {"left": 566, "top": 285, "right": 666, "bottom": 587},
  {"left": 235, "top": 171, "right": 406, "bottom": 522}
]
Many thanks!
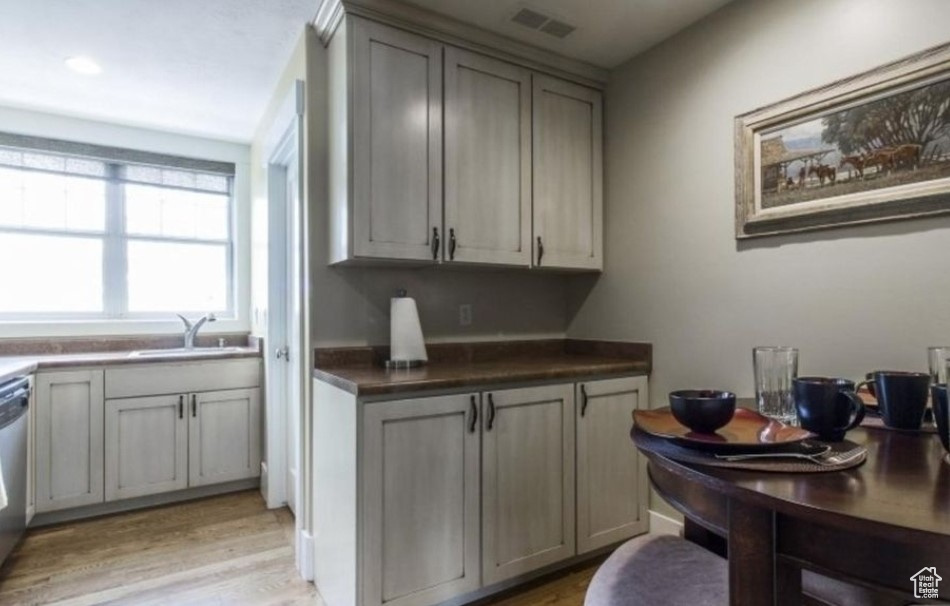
[{"left": 669, "top": 390, "right": 737, "bottom": 434}]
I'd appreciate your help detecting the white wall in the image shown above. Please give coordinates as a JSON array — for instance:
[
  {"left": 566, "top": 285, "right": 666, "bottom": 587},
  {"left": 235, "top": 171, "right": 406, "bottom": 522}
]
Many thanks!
[
  {"left": 569, "top": 0, "right": 950, "bottom": 401},
  {"left": 250, "top": 31, "right": 307, "bottom": 337},
  {"left": 0, "top": 106, "right": 252, "bottom": 338}
]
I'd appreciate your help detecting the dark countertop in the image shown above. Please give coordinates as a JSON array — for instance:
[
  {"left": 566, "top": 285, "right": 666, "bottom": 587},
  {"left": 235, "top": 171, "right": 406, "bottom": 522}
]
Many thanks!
[
  {"left": 313, "top": 339, "right": 652, "bottom": 396},
  {"left": 0, "top": 334, "right": 262, "bottom": 380}
]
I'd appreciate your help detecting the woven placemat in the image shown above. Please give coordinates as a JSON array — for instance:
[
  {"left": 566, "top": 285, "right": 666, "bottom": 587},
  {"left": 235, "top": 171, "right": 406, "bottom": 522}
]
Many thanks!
[{"left": 632, "top": 427, "right": 866, "bottom": 473}]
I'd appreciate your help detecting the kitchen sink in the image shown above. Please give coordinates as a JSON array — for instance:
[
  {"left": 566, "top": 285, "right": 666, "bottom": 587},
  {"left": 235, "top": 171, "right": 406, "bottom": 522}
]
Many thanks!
[{"left": 128, "top": 347, "right": 245, "bottom": 358}]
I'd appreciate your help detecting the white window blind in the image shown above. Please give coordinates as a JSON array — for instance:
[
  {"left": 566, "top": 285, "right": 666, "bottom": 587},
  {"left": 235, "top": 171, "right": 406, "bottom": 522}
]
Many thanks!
[{"left": 0, "top": 136, "right": 235, "bottom": 320}]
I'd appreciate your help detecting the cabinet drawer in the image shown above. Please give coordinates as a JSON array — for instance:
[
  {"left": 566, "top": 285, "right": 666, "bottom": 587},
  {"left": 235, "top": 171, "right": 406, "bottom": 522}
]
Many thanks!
[{"left": 105, "top": 359, "right": 260, "bottom": 399}]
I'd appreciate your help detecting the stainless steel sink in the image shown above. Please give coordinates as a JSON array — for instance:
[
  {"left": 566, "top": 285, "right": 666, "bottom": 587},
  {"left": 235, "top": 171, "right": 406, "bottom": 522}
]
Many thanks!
[{"left": 128, "top": 347, "right": 245, "bottom": 358}]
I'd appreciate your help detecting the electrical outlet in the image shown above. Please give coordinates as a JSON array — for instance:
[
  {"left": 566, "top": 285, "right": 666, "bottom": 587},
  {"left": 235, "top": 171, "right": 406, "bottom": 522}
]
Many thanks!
[{"left": 459, "top": 304, "right": 473, "bottom": 327}]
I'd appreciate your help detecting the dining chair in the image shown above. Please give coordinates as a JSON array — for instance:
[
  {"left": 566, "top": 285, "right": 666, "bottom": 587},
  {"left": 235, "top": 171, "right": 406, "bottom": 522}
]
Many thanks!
[
  {"left": 584, "top": 534, "right": 728, "bottom": 605},
  {"left": 585, "top": 534, "right": 911, "bottom": 605}
]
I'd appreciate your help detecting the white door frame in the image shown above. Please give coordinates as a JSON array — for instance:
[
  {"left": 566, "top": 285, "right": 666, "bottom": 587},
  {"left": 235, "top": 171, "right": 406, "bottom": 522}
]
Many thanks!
[{"left": 262, "top": 80, "right": 307, "bottom": 551}]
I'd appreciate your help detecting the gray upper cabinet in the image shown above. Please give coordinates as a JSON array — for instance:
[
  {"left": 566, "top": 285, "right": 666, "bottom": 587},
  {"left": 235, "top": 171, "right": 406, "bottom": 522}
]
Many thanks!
[
  {"left": 328, "top": 16, "right": 603, "bottom": 271},
  {"left": 444, "top": 47, "right": 531, "bottom": 266},
  {"left": 330, "top": 16, "right": 443, "bottom": 264},
  {"left": 532, "top": 75, "right": 603, "bottom": 271}
]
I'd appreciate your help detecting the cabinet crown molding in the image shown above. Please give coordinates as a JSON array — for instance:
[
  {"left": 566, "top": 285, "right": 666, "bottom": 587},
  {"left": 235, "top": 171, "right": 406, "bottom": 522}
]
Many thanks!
[{"left": 312, "top": 0, "right": 608, "bottom": 88}]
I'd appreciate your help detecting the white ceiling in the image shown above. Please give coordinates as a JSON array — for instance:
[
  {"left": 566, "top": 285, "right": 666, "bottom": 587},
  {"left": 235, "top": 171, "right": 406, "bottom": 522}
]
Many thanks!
[
  {"left": 0, "top": 0, "right": 729, "bottom": 143},
  {"left": 0, "top": 0, "right": 317, "bottom": 143},
  {"left": 401, "top": 0, "right": 733, "bottom": 68}
]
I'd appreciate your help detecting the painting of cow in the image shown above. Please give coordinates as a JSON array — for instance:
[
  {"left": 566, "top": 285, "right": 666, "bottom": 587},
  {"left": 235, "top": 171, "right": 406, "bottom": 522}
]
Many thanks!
[{"left": 736, "top": 42, "right": 950, "bottom": 238}]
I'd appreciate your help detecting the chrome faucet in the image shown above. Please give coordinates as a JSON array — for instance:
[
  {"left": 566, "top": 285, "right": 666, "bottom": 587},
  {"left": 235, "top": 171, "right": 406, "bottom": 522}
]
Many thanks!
[{"left": 176, "top": 313, "right": 216, "bottom": 349}]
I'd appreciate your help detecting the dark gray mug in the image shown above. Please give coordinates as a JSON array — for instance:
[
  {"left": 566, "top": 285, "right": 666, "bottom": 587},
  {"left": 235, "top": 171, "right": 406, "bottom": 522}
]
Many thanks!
[
  {"left": 856, "top": 371, "right": 930, "bottom": 430},
  {"left": 932, "top": 384, "right": 948, "bottom": 460},
  {"left": 793, "top": 377, "right": 865, "bottom": 441}
]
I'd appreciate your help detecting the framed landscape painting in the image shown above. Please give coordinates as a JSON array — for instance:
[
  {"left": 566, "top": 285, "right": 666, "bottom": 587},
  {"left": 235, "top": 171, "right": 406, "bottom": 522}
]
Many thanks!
[{"left": 735, "top": 42, "right": 950, "bottom": 239}]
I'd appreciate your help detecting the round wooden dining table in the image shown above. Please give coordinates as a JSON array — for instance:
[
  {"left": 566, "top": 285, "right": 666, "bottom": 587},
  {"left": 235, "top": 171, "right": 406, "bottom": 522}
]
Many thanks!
[{"left": 636, "top": 425, "right": 950, "bottom": 605}]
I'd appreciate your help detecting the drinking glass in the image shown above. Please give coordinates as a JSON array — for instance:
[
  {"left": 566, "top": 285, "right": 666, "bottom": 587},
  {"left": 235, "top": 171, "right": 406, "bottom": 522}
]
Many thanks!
[
  {"left": 928, "top": 346, "right": 950, "bottom": 384},
  {"left": 753, "top": 346, "right": 799, "bottom": 424}
]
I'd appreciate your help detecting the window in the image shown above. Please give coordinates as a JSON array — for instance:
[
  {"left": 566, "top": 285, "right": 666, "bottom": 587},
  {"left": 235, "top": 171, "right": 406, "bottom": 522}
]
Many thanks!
[{"left": 0, "top": 139, "right": 234, "bottom": 320}]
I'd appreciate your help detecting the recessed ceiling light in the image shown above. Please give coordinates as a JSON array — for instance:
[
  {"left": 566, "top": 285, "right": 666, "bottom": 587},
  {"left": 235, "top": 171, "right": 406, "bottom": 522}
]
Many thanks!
[{"left": 65, "top": 56, "right": 102, "bottom": 75}]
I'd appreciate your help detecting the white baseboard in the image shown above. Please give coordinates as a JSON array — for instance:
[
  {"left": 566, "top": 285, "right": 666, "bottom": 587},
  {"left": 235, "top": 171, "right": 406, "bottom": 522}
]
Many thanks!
[
  {"left": 297, "top": 528, "right": 315, "bottom": 581},
  {"left": 648, "top": 509, "right": 684, "bottom": 536},
  {"left": 32, "top": 479, "right": 259, "bottom": 527}
]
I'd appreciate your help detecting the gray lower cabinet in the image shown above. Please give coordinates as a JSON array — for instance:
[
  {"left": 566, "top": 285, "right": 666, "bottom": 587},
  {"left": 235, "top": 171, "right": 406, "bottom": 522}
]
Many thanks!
[
  {"left": 35, "top": 370, "right": 105, "bottom": 513},
  {"left": 189, "top": 388, "right": 262, "bottom": 487},
  {"left": 481, "top": 384, "right": 576, "bottom": 585},
  {"left": 105, "top": 394, "right": 188, "bottom": 501},
  {"left": 35, "top": 360, "right": 261, "bottom": 517},
  {"left": 575, "top": 376, "right": 649, "bottom": 553},
  {"left": 104, "top": 387, "right": 261, "bottom": 501},
  {"left": 361, "top": 393, "right": 480, "bottom": 606},
  {"left": 314, "top": 374, "right": 645, "bottom": 606}
]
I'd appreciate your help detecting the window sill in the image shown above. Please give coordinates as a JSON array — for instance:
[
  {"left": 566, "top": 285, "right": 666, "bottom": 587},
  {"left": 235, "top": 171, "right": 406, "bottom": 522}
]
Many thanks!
[{"left": 0, "top": 317, "right": 249, "bottom": 339}]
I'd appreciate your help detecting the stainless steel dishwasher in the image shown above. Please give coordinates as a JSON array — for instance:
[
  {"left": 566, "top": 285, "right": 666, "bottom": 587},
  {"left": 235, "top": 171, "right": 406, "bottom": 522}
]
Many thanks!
[{"left": 0, "top": 376, "right": 30, "bottom": 566}]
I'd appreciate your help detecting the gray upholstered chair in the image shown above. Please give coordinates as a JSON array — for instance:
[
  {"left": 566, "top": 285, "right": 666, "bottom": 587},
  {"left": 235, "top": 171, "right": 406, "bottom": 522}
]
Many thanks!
[
  {"left": 584, "top": 534, "right": 728, "bottom": 605},
  {"left": 585, "top": 534, "right": 910, "bottom": 606}
]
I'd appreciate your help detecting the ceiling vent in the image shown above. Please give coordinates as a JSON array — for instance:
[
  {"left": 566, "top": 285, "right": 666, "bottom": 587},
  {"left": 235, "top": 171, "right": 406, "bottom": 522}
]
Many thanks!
[
  {"left": 539, "top": 19, "right": 576, "bottom": 39},
  {"left": 510, "top": 8, "right": 576, "bottom": 39}
]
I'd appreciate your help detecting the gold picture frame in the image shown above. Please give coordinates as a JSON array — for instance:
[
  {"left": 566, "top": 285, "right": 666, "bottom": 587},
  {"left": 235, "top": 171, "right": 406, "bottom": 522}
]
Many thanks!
[{"left": 735, "top": 42, "right": 950, "bottom": 239}]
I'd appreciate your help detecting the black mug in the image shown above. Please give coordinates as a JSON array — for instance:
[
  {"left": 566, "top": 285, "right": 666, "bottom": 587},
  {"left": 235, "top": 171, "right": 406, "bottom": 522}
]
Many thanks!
[
  {"left": 793, "top": 377, "right": 866, "bottom": 441},
  {"left": 932, "top": 384, "right": 949, "bottom": 459},
  {"left": 856, "top": 371, "right": 930, "bottom": 430}
]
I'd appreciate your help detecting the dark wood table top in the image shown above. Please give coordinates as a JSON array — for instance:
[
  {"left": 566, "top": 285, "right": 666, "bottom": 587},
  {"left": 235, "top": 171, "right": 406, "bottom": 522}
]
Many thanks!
[
  {"left": 639, "top": 426, "right": 950, "bottom": 541},
  {"left": 638, "top": 424, "right": 950, "bottom": 603}
]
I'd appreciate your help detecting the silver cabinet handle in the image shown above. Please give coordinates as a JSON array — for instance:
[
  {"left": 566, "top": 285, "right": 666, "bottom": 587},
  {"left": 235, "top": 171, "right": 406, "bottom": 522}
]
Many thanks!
[
  {"left": 276, "top": 347, "right": 289, "bottom": 360},
  {"left": 468, "top": 395, "right": 478, "bottom": 433}
]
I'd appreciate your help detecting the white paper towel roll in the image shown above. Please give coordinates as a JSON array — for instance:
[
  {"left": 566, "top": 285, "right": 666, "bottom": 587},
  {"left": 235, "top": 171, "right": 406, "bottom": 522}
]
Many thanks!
[{"left": 390, "top": 296, "right": 428, "bottom": 364}]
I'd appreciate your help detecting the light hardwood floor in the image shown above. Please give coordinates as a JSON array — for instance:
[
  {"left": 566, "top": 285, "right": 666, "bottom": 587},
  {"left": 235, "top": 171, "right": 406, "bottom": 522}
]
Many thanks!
[
  {"left": 0, "top": 491, "right": 598, "bottom": 606},
  {"left": 0, "top": 491, "right": 318, "bottom": 605}
]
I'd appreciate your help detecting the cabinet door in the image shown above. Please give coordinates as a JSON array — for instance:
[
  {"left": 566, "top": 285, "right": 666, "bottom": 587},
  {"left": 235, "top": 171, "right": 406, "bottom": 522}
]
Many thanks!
[
  {"left": 576, "top": 376, "right": 649, "bottom": 553},
  {"left": 105, "top": 395, "right": 187, "bottom": 501},
  {"left": 444, "top": 47, "right": 531, "bottom": 266},
  {"left": 34, "top": 370, "right": 104, "bottom": 512},
  {"left": 189, "top": 388, "right": 261, "bottom": 487},
  {"left": 362, "top": 393, "right": 480, "bottom": 606},
  {"left": 532, "top": 75, "right": 603, "bottom": 271},
  {"left": 351, "top": 17, "right": 443, "bottom": 262},
  {"left": 482, "top": 384, "right": 575, "bottom": 585}
]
